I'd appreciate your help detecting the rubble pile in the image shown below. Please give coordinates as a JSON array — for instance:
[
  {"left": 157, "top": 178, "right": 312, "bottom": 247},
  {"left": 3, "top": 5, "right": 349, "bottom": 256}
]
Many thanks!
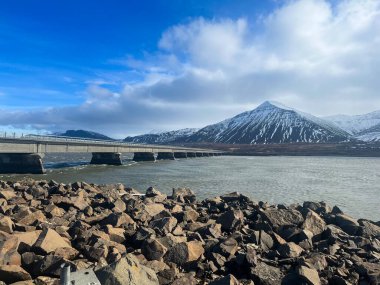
[{"left": 0, "top": 179, "right": 379, "bottom": 284}]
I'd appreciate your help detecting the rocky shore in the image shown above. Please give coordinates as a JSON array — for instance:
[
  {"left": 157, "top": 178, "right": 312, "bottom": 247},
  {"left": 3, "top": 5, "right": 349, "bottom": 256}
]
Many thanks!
[{"left": 0, "top": 180, "right": 379, "bottom": 285}]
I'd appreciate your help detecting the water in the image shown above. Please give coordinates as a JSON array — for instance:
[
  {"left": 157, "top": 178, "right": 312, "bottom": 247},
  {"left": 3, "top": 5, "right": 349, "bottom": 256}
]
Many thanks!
[{"left": 1, "top": 154, "right": 379, "bottom": 221}]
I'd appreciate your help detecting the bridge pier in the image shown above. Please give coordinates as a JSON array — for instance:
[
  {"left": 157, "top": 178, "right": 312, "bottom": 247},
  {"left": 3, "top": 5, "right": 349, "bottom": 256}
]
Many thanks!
[
  {"left": 203, "top": 153, "right": 210, "bottom": 157},
  {"left": 90, "top": 152, "right": 122, "bottom": 165},
  {"left": 174, "top": 152, "right": 187, "bottom": 159},
  {"left": 196, "top": 152, "right": 203, "bottom": 157},
  {"left": 156, "top": 152, "right": 175, "bottom": 160},
  {"left": 0, "top": 153, "right": 45, "bottom": 174},
  {"left": 133, "top": 152, "right": 155, "bottom": 162},
  {"left": 187, "top": 152, "right": 196, "bottom": 158}
]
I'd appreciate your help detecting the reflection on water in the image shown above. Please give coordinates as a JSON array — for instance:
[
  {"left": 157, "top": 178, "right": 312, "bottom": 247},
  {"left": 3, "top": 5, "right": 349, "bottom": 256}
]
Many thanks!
[{"left": 1, "top": 154, "right": 380, "bottom": 221}]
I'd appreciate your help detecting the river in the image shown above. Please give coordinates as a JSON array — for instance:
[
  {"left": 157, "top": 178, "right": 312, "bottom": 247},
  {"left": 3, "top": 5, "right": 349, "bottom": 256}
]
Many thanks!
[{"left": 1, "top": 154, "right": 379, "bottom": 221}]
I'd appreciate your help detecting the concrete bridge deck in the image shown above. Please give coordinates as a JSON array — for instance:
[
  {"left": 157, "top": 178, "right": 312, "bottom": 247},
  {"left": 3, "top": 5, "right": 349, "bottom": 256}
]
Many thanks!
[{"left": 0, "top": 134, "right": 223, "bottom": 174}]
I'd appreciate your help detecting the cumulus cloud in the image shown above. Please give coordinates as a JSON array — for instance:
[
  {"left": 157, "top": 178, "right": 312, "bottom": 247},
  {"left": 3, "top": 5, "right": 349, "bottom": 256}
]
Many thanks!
[{"left": 1, "top": 0, "right": 380, "bottom": 137}]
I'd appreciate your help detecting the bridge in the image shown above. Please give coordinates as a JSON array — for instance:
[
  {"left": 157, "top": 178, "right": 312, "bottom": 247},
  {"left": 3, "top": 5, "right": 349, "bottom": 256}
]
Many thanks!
[{"left": 0, "top": 134, "right": 223, "bottom": 174}]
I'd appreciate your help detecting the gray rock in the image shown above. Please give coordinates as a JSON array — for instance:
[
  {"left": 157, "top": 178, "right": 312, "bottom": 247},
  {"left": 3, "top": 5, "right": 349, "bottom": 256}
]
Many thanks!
[
  {"left": 250, "top": 262, "right": 283, "bottom": 285},
  {"left": 260, "top": 208, "right": 304, "bottom": 229}
]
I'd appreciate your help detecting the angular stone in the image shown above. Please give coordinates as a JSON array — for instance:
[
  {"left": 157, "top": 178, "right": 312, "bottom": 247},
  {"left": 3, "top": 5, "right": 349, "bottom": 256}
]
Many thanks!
[
  {"left": 142, "top": 238, "right": 168, "bottom": 261},
  {"left": 261, "top": 208, "right": 304, "bottom": 229},
  {"left": 105, "top": 226, "right": 126, "bottom": 244},
  {"left": 278, "top": 242, "right": 303, "bottom": 258},
  {"left": 333, "top": 214, "right": 360, "bottom": 235},
  {"left": 103, "top": 212, "right": 135, "bottom": 228},
  {"left": 0, "top": 190, "right": 17, "bottom": 200},
  {"left": 216, "top": 210, "right": 244, "bottom": 232},
  {"left": 209, "top": 274, "right": 240, "bottom": 285},
  {"left": 13, "top": 230, "right": 42, "bottom": 249},
  {"left": 358, "top": 219, "right": 380, "bottom": 238},
  {"left": 0, "top": 216, "right": 14, "bottom": 233},
  {"left": 34, "top": 276, "right": 60, "bottom": 285},
  {"left": 164, "top": 241, "right": 204, "bottom": 266},
  {"left": 217, "top": 237, "right": 238, "bottom": 257},
  {"left": 52, "top": 247, "right": 79, "bottom": 260},
  {"left": 297, "top": 266, "right": 321, "bottom": 285},
  {"left": 95, "top": 254, "right": 159, "bottom": 285},
  {"left": 0, "top": 265, "right": 32, "bottom": 284},
  {"left": 18, "top": 210, "right": 46, "bottom": 226},
  {"left": 149, "top": 217, "right": 177, "bottom": 235},
  {"left": 33, "top": 229, "right": 72, "bottom": 254},
  {"left": 302, "top": 210, "right": 326, "bottom": 236},
  {"left": 0, "top": 238, "right": 21, "bottom": 266},
  {"left": 250, "top": 262, "right": 283, "bottom": 285},
  {"left": 172, "top": 188, "right": 196, "bottom": 204},
  {"left": 197, "top": 223, "right": 222, "bottom": 239}
]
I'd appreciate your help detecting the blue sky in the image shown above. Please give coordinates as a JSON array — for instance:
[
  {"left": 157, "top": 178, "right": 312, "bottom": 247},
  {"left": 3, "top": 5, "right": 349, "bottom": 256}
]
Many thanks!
[{"left": 0, "top": 0, "right": 379, "bottom": 137}]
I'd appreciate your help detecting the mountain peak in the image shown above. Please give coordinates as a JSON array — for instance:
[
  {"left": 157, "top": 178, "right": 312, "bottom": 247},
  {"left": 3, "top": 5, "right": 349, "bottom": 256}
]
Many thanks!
[{"left": 257, "top": 101, "right": 293, "bottom": 111}]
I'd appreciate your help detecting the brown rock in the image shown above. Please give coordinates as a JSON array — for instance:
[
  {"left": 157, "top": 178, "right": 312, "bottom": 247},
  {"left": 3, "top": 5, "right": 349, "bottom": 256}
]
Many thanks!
[
  {"left": 95, "top": 254, "right": 159, "bottom": 285},
  {"left": 13, "top": 230, "right": 42, "bottom": 248},
  {"left": 0, "top": 265, "right": 32, "bottom": 284},
  {"left": 0, "top": 216, "right": 14, "bottom": 233},
  {"left": 172, "top": 188, "right": 196, "bottom": 203},
  {"left": 297, "top": 265, "right": 321, "bottom": 285},
  {"left": 164, "top": 241, "right": 204, "bottom": 266},
  {"left": 333, "top": 214, "right": 360, "bottom": 235},
  {"left": 18, "top": 210, "right": 46, "bottom": 226},
  {"left": 52, "top": 247, "right": 79, "bottom": 260},
  {"left": 217, "top": 210, "right": 244, "bottom": 232},
  {"left": 0, "top": 238, "right": 21, "bottom": 265},
  {"left": 0, "top": 190, "right": 17, "bottom": 200},
  {"left": 261, "top": 208, "right": 304, "bottom": 229},
  {"left": 217, "top": 237, "right": 239, "bottom": 257},
  {"left": 103, "top": 212, "right": 135, "bottom": 228},
  {"left": 105, "top": 225, "right": 126, "bottom": 243},
  {"left": 149, "top": 217, "right": 178, "bottom": 234},
  {"left": 278, "top": 242, "right": 303, "bottom": 258},
  {"left": 302, "top": 210, "right": 326, "bottom": 236},
  {"left": 142, "top": 238, "right": 168, "bottom": 261},
  {"left": 34, "top": 276, "right": 60, "bottom": 285},
  {"left": 209, "top": 274, "right": 240, "bottom": 285},
  {"left": 33, "top": 229, "right": 72, "bottom": 254}
]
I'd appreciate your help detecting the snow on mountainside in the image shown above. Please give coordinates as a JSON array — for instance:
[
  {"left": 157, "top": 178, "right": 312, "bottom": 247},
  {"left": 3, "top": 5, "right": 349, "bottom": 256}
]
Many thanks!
[
  {"left": 325, "top": 111, "right": 380, "bottom": 135},
  {"left": 355, "top": 123, "right": 380, "bottom": 142},
  {"left": 186, "top": 101, "right": 350, "bottom": 144},
  {"left": 124, "top": 128, "right": 198, "bottom": 144}
]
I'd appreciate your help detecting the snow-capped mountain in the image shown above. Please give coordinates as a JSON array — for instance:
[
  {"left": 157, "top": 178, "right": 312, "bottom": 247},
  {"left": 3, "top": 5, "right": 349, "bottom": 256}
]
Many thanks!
[
  {"left": 185, "top": 101, "right": 349, "bottom": 144},
  {"left": 325, "top": 111, "right": 380, "bottom": 135},
  {"left": 124, "top": 128, "right": 198, "bottom": 144}
]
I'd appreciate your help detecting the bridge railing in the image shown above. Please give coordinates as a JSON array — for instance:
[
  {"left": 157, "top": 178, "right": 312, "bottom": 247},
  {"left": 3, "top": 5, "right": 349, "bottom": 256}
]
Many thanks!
[{"left": 0, "top": 132, "right": 219, "bottom": 152}]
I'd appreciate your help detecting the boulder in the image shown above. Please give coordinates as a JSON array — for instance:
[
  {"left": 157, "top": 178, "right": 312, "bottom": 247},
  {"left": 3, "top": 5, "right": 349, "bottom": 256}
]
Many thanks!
[
  {"left": 142, "top": 238, "right": 168, "bottom": 261},
  {"left": 0, "top": 216, "right": 14, "bottom": 233},
  {"left": 102, "top": 212, "right": 135, "bottom": 228},
  {"left": 216, "top": 237, "right": 239, "bottom": 257},
  {"left": 33, "top": 229, "right": 72, "bottom": 254},
  {"left": 250, "top": 262, "right": 283, "bottom": 285},
  {"left": 209, "top": 274, "right": 240, "bottom": 284},
  {"left": 95, "top": 254, "right": 159, "bottom": 285},
  {"left": 164, "top": 241, "right": 204, "bottom": 266},
  {"left": 260, "top": 208, "right": 304, "bottom": 229},
  {"left": 0, "top": 238, "right": 21, "bottom": 266},
  {"left": 297, "top": 266, "right": 321, "bottom": 285},
  {"left": 358, "top": 219, "right": 380, "bottom": 238},
  {"left": 17, "top": 210, "right": 46, "bottom": 226},
  {"left": 0, "top": 190, "right": 17, "bottom": 200},
  {"left": 333, "top": 214, "right": 360, "bottom": 235},
  {"left": 149, "top": 217, "right": 177, "bottom": 235},
  {"left": 278, "top": 242, "right": 303, "bottom": 258},
  {"left": 0, "top": 265, "right": 32, "bottom": 284},
  {"left": 216, "top": 210, "right": 244, "bottom": 232},
  {"left": 302, "top": 210, "right": 326, "bottom": 236},
  {"left": 171, "top": 188, "right": 196, "bottom": 203}
]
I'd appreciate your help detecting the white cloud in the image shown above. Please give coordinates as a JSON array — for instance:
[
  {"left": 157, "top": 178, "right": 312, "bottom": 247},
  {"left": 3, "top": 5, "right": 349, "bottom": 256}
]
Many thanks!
[{"left": 1, "top": 0, "right": 380, "bottom": 137}]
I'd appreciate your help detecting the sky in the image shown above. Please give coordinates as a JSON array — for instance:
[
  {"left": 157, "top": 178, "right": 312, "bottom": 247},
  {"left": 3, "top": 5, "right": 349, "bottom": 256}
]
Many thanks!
[{"left": 0, "top": 0, "right": 379, "bottom": 138}]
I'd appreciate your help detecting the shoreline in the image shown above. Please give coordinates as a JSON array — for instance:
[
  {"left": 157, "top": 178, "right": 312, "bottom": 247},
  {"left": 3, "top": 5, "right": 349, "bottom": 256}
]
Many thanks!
[{"left": 0, "top": 180, "right": 379, "bottom": 284}]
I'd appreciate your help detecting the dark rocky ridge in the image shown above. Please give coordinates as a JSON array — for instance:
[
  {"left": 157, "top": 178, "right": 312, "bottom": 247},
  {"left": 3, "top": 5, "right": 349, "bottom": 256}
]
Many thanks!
[
  {"left": 58, "top": 130, "right": 114, "bottom": 141},
  {"left": 0, "top": 180, "right": 379, "bottom": 284}
]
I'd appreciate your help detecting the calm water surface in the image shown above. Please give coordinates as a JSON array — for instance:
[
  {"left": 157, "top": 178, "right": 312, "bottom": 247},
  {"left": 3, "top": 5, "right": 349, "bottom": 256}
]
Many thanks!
[{"left": 1, "top": 154, "right": 379, "bottom": 221}]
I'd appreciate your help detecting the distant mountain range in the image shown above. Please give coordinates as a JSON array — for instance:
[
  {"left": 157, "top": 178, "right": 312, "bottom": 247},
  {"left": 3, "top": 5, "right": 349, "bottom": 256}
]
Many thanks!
[
  {"left": 124, "top": 101, "right": 380, "bottom": 144},
  {"left": 57, "top": 130, "right": 114, "bottom": 141}
]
